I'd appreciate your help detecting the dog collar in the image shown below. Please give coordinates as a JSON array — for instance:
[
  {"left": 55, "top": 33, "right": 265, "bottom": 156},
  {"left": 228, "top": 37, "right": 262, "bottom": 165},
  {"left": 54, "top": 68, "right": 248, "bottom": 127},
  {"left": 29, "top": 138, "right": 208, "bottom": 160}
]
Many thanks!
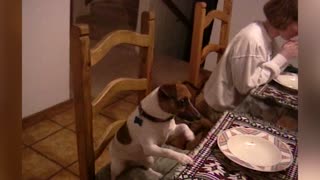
[{"left": 138, "top": 103, "right": 174, "bottom": 122}]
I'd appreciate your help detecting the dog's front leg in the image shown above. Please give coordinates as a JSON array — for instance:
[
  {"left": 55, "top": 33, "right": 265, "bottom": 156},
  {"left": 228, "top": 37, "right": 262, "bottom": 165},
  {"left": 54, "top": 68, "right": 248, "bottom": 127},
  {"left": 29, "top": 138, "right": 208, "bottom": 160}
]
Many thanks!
[
  {"left": 170, "top": 123, "right": 195, "bottom": 141},
  {"left": 142, "top": 143, "right": 194, "bottom": 165}
]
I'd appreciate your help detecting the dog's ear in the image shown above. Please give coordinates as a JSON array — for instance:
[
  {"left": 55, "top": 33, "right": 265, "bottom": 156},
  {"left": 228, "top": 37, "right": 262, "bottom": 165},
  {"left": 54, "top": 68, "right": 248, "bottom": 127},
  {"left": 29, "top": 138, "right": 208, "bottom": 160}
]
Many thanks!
[
  {"left": 159, "top": 84, "right": 177, "bottom": 99},
  {"left": 182, "top": 81, "right": 198, "bottom": 97}
]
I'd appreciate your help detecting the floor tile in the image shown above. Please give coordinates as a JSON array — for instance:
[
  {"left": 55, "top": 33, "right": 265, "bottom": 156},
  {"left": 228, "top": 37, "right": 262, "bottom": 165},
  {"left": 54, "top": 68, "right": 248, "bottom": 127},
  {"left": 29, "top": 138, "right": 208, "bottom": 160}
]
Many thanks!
[
  {"left": 23, "top": 120, "right": 62, "bottom": 145},
  {"left": 22, "top": 148, "right": 62, "bottom": 180},
  {"left": 65, "top": 115, "right": 114, "bottom": 147},
  {"left": 100, "top": 100, "right": 136, "bottom": 120},
  {"left": 51, "top": 107, "right": 75, "bottom": 126},
  {"left": 66, "top": 123, "right": 76, "bottom": 132},
  {"left": 67, "top": 162, "right": 79, "bottom": 176},
  {"left": 32, "top": 129, "right": 78, "bottom": 167},
  {"left": 67, "top": 149, "right": 111, "bottom": 176},
  {"left": 49, "top": 170, "right": 79, "bottom": 180}
]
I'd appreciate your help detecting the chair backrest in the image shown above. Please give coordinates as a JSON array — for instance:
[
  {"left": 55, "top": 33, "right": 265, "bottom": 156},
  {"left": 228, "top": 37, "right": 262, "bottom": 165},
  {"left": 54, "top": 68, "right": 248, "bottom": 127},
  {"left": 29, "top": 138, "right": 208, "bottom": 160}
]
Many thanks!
[
  {"left": 189, "top": 1, "right": 233, "bottom": 87},
  {"left": 70, "top": 11, "right": 155, "bottom": 180}
]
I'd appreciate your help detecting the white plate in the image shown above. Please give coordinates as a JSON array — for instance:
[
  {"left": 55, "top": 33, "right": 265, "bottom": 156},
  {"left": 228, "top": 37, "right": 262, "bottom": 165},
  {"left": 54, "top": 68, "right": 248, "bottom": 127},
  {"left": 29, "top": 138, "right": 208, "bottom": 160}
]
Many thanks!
[
  {"left": 274, "top": 72, "right": 298, "bottom": 90},
  {"left": 217, "top": 127, "right": 293, "bottom": 172}
]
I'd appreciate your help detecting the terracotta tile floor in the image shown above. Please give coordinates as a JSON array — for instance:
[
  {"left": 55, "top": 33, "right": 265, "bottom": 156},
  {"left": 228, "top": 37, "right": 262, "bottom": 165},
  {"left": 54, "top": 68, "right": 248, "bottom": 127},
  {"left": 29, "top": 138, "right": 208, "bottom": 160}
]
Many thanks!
[{"left": 22, "top": 93, "right": 139, "bottom": 179}]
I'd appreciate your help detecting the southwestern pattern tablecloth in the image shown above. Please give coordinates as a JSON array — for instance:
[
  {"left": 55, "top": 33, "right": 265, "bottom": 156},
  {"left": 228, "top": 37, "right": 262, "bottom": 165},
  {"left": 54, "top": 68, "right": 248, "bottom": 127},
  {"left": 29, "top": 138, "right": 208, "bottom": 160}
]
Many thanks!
[
  {"left": 250, "top": 83, "right": 298, "bottom": 110},
  {"left": 173, "top": 111, "right": 298, "bottom": 180}
]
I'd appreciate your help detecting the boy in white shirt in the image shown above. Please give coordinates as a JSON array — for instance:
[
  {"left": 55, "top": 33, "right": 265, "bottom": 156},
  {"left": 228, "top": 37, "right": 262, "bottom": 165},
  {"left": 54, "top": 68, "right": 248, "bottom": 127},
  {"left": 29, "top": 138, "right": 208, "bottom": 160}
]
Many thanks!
[{"left": 198, "top": 0, "right": 298, "bottom": 122}]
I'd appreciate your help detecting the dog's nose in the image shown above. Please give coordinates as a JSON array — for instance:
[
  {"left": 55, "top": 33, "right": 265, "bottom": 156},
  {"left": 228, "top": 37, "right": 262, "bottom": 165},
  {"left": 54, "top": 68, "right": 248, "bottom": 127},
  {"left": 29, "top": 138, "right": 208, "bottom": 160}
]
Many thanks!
[{"left": 176, "top": 107, "right": 202, "bottom": 122}]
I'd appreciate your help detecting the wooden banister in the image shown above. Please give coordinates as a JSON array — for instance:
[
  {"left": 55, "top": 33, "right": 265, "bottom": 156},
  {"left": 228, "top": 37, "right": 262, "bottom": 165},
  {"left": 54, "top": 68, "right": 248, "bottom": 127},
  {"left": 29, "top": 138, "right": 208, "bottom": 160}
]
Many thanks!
[{"left": 162, "top": 0, "right": 192, "bottom": 30}]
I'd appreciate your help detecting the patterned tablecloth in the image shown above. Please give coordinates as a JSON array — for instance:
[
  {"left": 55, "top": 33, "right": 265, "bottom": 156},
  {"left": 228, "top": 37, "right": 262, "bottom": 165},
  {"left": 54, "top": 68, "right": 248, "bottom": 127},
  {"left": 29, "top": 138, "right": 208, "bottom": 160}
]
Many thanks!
[
  {"left": 173, "top": 111, "right": 298, "bottom": 180},
  {"left": 250, "top": 82, "right": 298, "bottom": 110}
]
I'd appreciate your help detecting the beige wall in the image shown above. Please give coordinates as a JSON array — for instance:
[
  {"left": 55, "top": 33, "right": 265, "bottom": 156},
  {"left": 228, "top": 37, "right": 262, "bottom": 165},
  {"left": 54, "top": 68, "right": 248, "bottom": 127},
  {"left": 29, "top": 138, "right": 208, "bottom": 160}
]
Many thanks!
[
  {"left": 22, "top": 0, "right": 70, "bottom": 117},
  {"left": 137, "top": 0, "right": 193, "bottom": 59}
]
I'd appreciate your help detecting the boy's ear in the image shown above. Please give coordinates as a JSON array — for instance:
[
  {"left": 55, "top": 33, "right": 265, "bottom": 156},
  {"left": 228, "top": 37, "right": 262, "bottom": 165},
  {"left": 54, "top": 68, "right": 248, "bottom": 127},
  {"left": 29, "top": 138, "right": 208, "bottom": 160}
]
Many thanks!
[{"left": 159, "top": 84, "right": 177, "bottom": 98}]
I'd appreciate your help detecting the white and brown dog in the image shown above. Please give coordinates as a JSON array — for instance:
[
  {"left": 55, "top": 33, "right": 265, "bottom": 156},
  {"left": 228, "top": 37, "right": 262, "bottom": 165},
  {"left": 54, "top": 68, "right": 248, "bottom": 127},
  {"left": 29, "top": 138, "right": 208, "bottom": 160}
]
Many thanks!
[{"left": 109, "top": 83, "right": 201, "bottom": 179}]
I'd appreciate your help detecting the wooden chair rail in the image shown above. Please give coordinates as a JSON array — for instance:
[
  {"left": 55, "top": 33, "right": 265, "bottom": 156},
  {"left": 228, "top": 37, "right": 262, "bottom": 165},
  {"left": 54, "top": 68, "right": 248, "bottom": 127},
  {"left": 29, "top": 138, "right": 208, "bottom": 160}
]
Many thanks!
[
  {"left": 188, "top": 1, "right": 232, "bottom": 86},
  {"left": 71, "top": 24, "right": 95, "bottom": 180},
  {"left": 92, "top": 78, "right": 147, "bottom": 116},
  {"left": 94, "top": 119, "right": 126, "bottom": 160},
  {"left": 223, "top": 0, "right": 233, "bottom": 15},
  {"left": 201, "top": 44, "right": 226, "bottom": 63},
  {"left": 90, "top": 30, "right": 152, "bottom": 66},
  {"left": 204, "top": 10, "right": 230, "bottom": 29},
  {"left": 75, "top": 23, "right": 89, "bottom": 36}
]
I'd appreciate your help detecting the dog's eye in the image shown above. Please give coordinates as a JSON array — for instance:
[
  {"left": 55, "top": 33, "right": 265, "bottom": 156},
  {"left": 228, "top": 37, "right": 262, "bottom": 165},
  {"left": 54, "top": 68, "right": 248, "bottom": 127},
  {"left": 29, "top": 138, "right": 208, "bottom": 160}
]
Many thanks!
[{"left": 177, "top": 98, "right": 188, "bottom": 107}]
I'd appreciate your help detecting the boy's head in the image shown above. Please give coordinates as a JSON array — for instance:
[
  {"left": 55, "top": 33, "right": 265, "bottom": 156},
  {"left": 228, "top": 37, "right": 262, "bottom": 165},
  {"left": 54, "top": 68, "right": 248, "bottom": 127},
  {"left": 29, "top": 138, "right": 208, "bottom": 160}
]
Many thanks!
[{"left": 264, "top": 0, "right": 298, "bottom": 40}]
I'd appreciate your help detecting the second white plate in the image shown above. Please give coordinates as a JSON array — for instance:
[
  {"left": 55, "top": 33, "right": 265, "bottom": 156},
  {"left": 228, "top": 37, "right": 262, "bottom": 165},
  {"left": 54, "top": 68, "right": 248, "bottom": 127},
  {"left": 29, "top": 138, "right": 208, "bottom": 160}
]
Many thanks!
[{"left": 274, "top": 72, "right": 298, "bottom": 90}]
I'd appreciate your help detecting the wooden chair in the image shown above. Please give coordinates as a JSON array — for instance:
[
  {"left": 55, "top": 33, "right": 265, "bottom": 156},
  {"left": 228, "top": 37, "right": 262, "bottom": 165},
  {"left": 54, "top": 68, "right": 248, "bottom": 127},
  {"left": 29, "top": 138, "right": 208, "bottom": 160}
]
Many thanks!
[
  {"left": 189, "top": 1, "right": 233, "bottom": 87},
  {"left": 70, "top": 11, "right": 155, "bottom": 180}
]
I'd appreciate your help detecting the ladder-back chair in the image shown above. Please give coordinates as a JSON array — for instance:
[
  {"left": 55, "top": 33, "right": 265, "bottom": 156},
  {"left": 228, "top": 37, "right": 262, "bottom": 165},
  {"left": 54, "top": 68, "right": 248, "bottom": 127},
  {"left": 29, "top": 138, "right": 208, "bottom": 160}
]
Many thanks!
[
  {"left": 189, "top": 1, "right": 233, "bottom": 87},
  {"left": 70, "top": 11, "right": 155, "bottom": 180}
]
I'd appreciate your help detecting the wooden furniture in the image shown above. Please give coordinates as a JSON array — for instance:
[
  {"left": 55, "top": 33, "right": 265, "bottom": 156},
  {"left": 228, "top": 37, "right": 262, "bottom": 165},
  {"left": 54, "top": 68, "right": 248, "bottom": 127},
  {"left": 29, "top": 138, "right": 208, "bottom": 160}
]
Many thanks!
[
  {"left": 189, "top": 1, "right": 233, "bottom": 87},
  {"left": 163, "top": 80, "right": 298, "bottom": 179},
  {"left": 70, "top": 11, "right": 155, "bottom": 180}
]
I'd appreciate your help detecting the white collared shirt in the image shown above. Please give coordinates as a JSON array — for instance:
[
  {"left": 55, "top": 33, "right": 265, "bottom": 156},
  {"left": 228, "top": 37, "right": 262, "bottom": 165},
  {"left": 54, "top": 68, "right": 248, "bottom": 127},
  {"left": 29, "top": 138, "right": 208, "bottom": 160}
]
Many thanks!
[{"left": 203, "top": 21, "right": 289, "bottom": 112}]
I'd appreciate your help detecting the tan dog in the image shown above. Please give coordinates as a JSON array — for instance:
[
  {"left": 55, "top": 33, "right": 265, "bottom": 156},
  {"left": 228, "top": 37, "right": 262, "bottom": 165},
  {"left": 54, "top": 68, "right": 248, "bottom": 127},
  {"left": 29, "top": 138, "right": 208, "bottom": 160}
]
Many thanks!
[{"left": 109, "top": 83, "right": 201, "bottom": 179}]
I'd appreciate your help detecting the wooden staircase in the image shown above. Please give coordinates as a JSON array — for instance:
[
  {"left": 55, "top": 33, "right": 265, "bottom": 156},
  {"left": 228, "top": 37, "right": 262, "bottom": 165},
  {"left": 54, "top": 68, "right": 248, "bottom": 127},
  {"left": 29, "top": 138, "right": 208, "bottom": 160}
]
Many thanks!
[{"left": 76, "top": 0, "right": 139, "bottom": 41}]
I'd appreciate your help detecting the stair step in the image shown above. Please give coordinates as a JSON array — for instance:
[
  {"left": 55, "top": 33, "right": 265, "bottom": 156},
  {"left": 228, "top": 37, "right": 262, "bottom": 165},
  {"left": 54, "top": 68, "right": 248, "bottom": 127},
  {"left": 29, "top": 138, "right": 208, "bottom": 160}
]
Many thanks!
[{"left": 76, "top": 0, "right": 139, "bottom": 40}]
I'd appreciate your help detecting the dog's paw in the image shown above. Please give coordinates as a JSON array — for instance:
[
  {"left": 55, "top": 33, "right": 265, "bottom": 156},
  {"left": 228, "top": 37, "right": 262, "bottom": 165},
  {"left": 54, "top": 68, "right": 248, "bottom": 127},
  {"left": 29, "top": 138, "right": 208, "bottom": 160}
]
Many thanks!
[{"left": 177, "top": 154, "right": 194, "bottom": 165}]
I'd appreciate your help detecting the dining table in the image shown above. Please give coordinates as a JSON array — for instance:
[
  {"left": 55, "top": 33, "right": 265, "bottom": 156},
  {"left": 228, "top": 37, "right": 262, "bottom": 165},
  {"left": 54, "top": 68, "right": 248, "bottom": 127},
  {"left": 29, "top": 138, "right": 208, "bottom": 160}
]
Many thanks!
[
  {"left": 161, "top": 77, "right": 298, "bottom": 180},
  {"left": 95, "top": 70, "right": 298, "bottom": 180}
]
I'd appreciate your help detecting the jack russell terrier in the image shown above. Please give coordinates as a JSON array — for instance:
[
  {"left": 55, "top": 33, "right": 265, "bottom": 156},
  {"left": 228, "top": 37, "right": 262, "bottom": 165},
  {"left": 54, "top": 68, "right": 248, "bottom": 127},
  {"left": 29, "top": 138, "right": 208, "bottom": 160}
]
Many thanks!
[{"left": 109, "top": 83, "right": 201, "bottom": 179}]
